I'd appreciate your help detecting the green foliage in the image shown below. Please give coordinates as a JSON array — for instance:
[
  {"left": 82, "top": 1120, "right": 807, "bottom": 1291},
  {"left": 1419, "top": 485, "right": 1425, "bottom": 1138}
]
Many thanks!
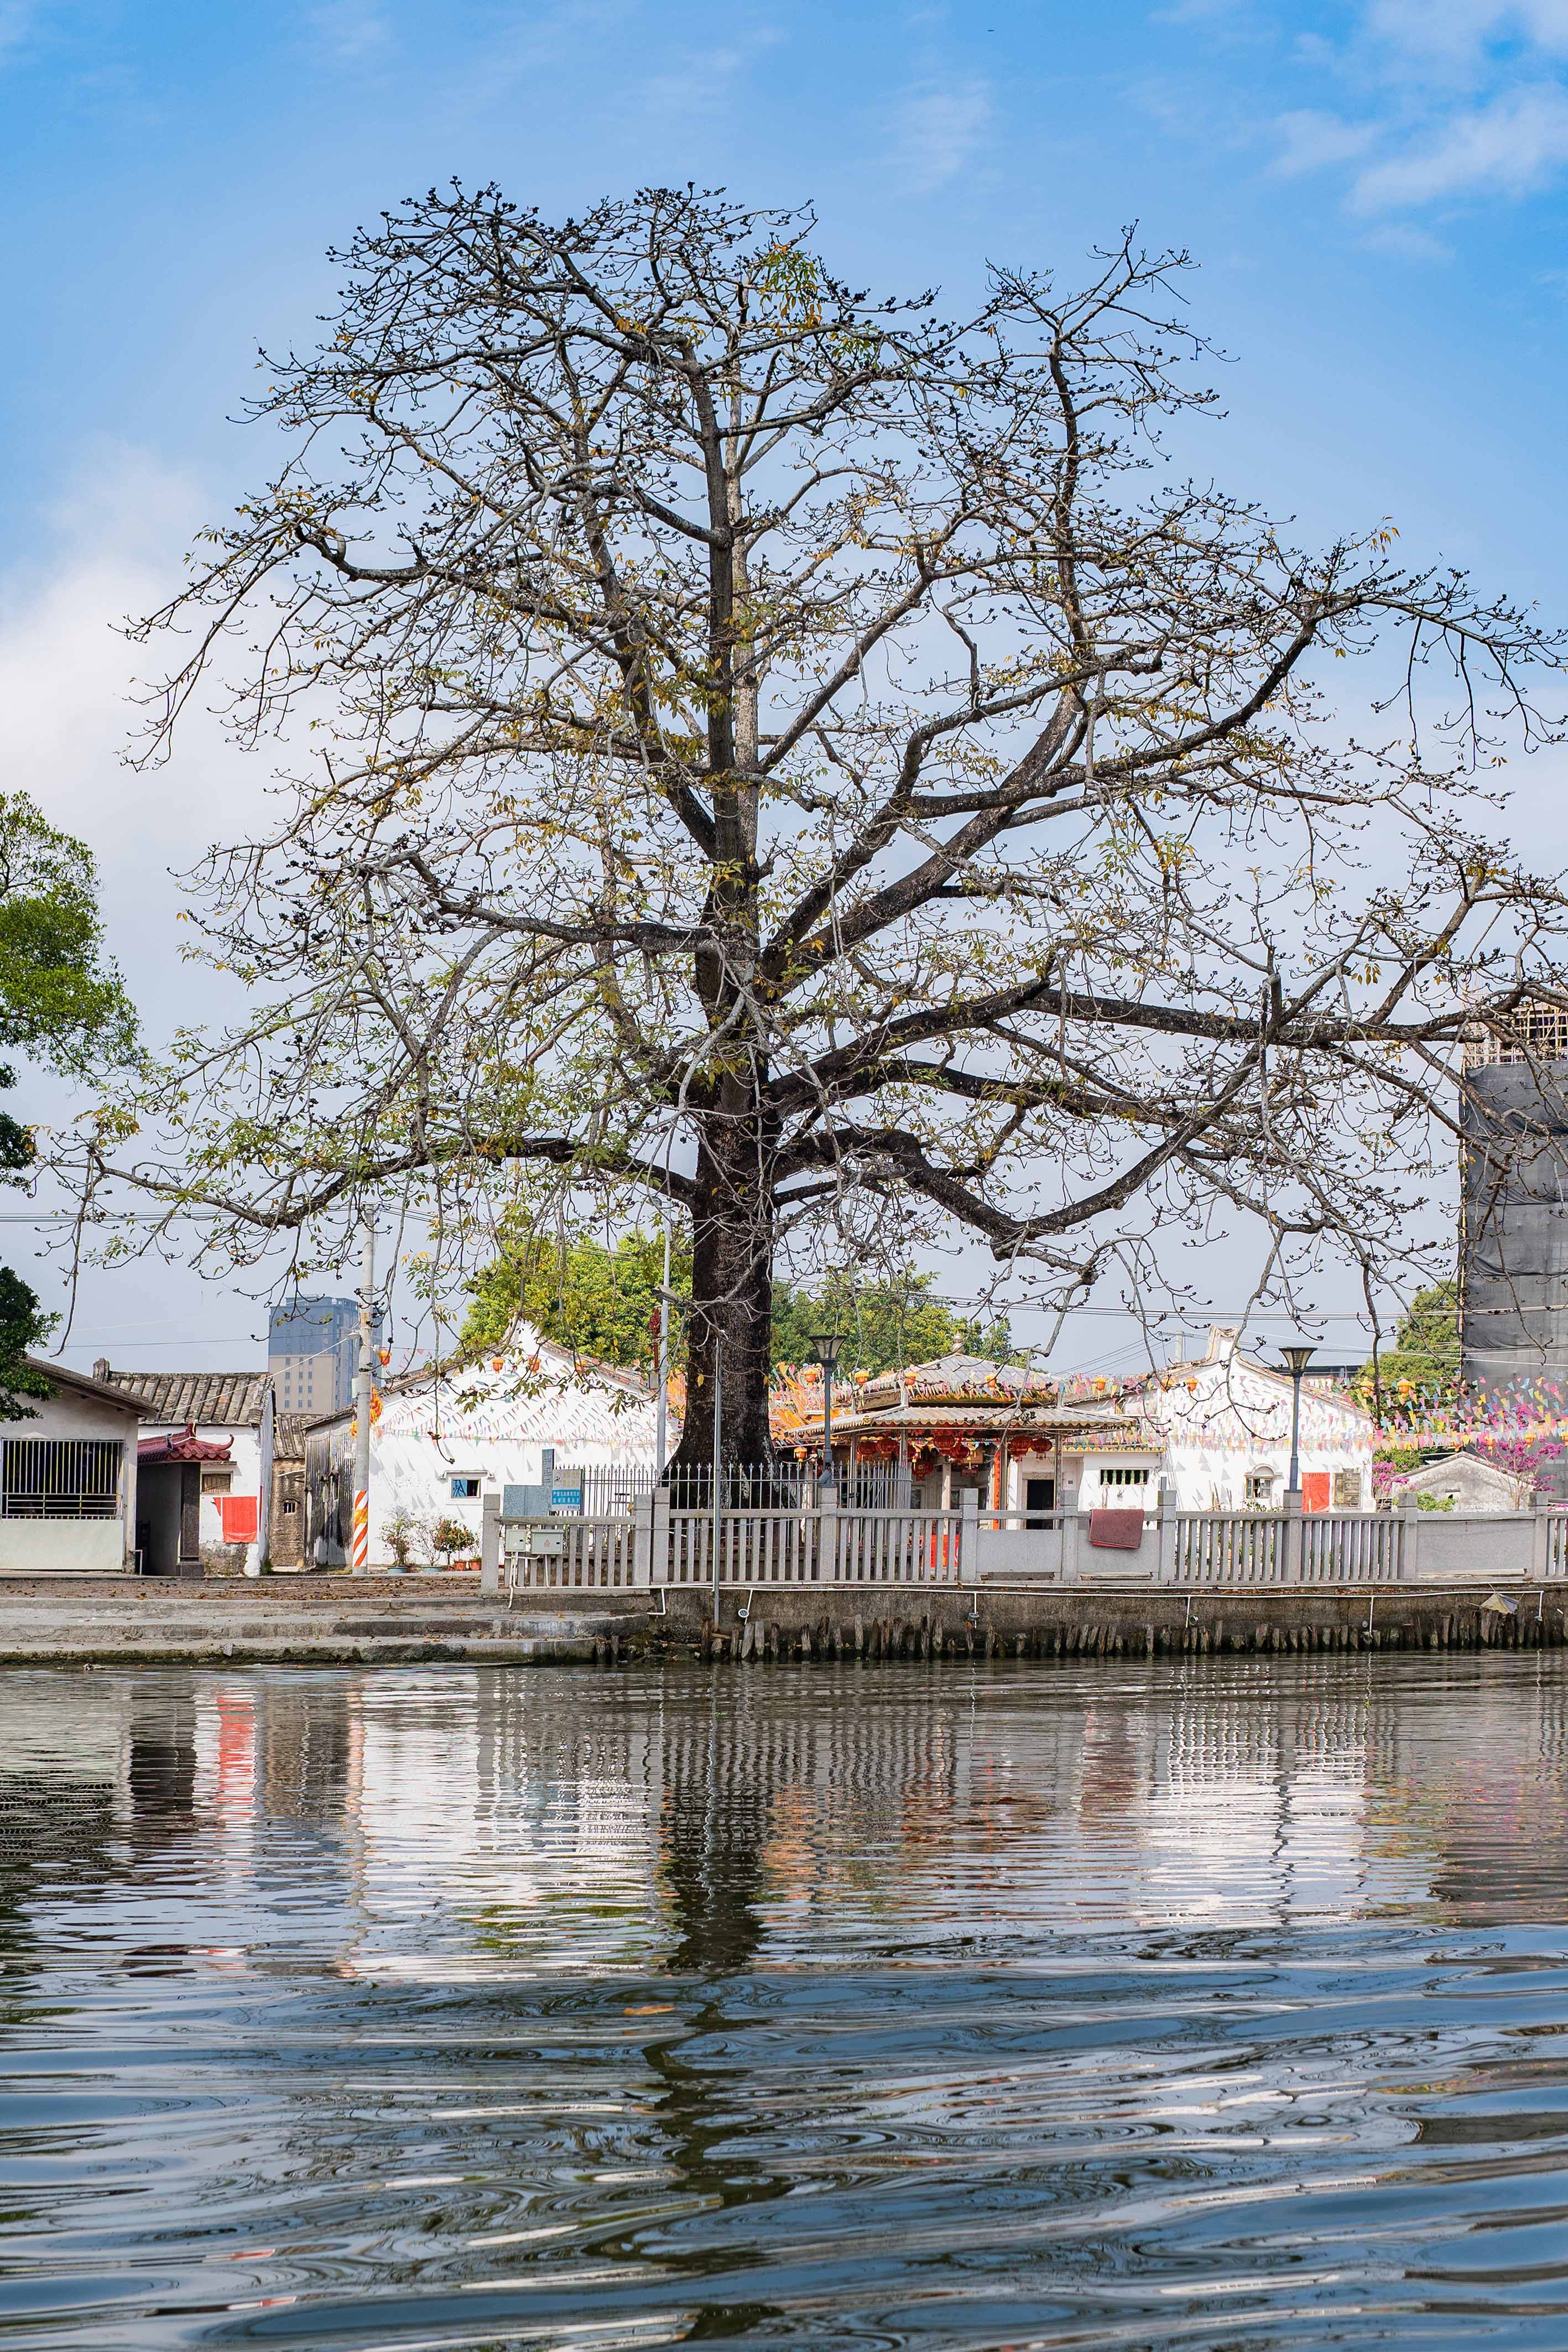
[
  {"left": 1355, "top": 1279, "right": 1460, "bottom": 1409},
  {"left": 770, "top": 1270, "right": 1013, "bottom": 1376},
  {"left": 0, "top": 794, "right": 134, "bottom": 1070},
  {"left": 462, "top": 1226, "right": 687, "bottom": 1368},
  {"left": 462, "top": 1222, "right": 1013, "bottom": 1381},
  {"left": 1377, "top": 1444, "right": 1431, "bottom": 1471},
  {"left": 0, "top": 1271, "right": 53, "bottom": 1423},
  {"left": 1414, "top": 1490, "right": 1456, "bottom": 1511},
  {"left": 0, "top": 794, "right": 136, "bottom": 1418}
]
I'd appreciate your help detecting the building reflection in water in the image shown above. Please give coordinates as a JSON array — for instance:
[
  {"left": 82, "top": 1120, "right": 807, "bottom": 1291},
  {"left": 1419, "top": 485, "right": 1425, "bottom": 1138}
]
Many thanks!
[{"left": 9, "top": 1659, "right": 1568, "bottom": 1978}]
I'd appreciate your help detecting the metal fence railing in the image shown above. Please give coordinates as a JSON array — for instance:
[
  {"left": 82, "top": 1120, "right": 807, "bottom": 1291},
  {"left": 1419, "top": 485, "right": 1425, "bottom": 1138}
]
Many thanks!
[
  {"left": 2, "top": 1438, "right": 121, "bottom": 1520},
  {"left": 538, "top": 1460, "right": 907, "bottom": 1518}
]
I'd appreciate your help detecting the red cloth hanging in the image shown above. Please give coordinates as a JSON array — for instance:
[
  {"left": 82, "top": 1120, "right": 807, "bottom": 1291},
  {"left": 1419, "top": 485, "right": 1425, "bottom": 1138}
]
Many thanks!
[
  {"left": 1302, "top": 1472, "right": 1331, "bottom": 1514},
  {"left": 218, "top": 1494, "right": 258, "bottom": 1544}
]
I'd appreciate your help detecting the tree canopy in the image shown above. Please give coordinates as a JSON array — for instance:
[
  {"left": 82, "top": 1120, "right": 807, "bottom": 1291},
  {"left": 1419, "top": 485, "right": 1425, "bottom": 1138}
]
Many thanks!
[
  {"left": 0, "top": 794, "right": 133, "bottom": 1416},
  {"left": 1355, "top": 1278, "right": 1460, "bottom": 1412},
  {"left": 75, "top": 186, "right": 1568, "bottom": 1467},
  {"left": 459, "top": 1221, "right": 1007, "bottom": 1377}
]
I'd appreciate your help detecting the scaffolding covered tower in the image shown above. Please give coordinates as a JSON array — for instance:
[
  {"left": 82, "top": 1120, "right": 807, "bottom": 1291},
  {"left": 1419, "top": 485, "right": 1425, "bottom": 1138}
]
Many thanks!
[{"left": 1461, "top": 1006, "right": 1568, "bottom": 1391}]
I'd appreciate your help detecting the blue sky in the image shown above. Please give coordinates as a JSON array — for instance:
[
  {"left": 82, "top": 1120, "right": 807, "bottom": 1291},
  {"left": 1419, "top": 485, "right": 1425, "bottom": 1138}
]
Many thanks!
[{"left": 7, "top": 0, "right": 1568, "bottom": 1367}]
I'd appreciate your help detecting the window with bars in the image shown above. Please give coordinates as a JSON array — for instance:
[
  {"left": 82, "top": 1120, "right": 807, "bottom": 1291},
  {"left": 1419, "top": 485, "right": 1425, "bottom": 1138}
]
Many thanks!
[{"left": 2, "top": 1438, "right": 122, "bottom": 1519}]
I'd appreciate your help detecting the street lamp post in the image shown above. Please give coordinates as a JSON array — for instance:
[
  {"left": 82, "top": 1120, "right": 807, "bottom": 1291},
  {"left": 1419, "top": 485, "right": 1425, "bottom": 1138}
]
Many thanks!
[
  {"left": 807, "top": 1331, "right": 841, "bottom": 1498},
  {"left": 1279, "top": 1343, "right": 1316, "bottom": 1496}
]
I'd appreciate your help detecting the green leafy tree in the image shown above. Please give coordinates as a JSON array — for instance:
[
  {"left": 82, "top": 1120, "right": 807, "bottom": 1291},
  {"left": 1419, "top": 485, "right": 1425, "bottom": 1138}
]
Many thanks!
[
  {"left": 1356, "top": 1279, "right": 1460, "bottom": 1413},
  {"left": 0, "top": 795, "right": 133, "bottom": 1418},
  {"left": 463, "top": 1226, "right": 689, "bottom": 1368},
  {"left": 463, "top": 1222, "right": 1009, "bottom": 1381},
  {"left": 771, "top": 1271, "right": 1012, "bottom": 1375}
]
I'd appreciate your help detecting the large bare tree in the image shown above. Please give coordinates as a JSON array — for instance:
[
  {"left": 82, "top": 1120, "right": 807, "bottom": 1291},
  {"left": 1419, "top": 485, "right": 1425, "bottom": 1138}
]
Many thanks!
[{"left": 78, "top": 187, "right": 1568, "bottom": 1467}]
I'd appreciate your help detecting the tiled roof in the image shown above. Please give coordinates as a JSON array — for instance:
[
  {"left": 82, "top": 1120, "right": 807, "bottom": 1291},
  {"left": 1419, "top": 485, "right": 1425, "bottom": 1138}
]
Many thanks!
[
  {"left": 854, "top": 1353, "right": 1058, "bottom": 1407},
  {"left": 272, "top": 1412, "right": 318, "bottom": 1458},
  {"left": 829, "top": 1399, "right": 1155, "bottom": 1444},
  {"left": 20, "top": 1359, "right": 145, "bottom": 1417},
  {"left": 99, "top": 1367, "right": 271, "bottom": 1428}
]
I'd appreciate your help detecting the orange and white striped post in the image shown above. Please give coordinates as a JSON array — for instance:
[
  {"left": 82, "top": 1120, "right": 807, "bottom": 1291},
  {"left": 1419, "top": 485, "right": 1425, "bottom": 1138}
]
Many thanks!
[{"left": 352, "top": 1221, "right": 377, "bottom": 1572}]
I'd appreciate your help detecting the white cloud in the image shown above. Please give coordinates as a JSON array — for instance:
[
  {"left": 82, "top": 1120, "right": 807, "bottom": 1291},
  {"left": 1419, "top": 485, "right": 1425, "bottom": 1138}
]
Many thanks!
[
  {"left": 306, "top": 1, "right": 389, "bottom": 60},
  {"left": 883, "top": 75, "right": 992, "bottom": 194},
  {"left": 1274, "top": 108, "right": 1379, "bottom": 176},
  {"left": 1366, "top": 0, "right": 1568, "bottom": 70},
  {"left": 0, "top": 3, "right": 35, "bottom": 59},
  {"left": 0, "top": 447, "right": 285, "bottom": 1356},
  {"left": 1351, "top": 81, "right": 1568, "bottom": 208},
  {"left": 0, "top": 446, "right": 270, "bottom": 1037},
  {"left": 1273, "top": 3, "right": 1568, "bottom": 220},
  {"left": 1357, "top": 220, "right": 1456, "bottom": 260}
]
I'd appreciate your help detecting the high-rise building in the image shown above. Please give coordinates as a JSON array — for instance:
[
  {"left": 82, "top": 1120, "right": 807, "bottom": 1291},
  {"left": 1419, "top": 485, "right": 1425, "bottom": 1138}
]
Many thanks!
[
  {"left": 1460, "top": 1010, "right": 1568, "bottom": 1390},
  {"left": 267, "top": 1296, "right": 383, "bottom": 1418}
]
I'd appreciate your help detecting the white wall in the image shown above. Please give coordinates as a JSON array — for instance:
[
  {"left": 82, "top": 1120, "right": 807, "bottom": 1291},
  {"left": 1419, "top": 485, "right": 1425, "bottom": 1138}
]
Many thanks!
[
  {"left": 0, "top": 1517, "right": 129, "bottom": 1575},
  {"left": 1003, "top": 1450, "right": 1163, "bottom": 1511},
  {"left": 362, "top": 1359, "right": 660, "bottom": 1565}
]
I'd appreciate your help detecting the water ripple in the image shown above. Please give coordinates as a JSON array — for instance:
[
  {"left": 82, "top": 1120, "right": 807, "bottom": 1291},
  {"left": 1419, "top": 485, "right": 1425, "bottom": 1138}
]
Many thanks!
[{"left": 2, "top": 1657, "right": 1568, "bottom": 2344}]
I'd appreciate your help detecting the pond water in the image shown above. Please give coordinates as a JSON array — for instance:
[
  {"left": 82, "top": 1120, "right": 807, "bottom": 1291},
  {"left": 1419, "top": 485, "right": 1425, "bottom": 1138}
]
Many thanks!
[{"left": 4, "top": 1657, "right": 1568, "bottom": 2347}]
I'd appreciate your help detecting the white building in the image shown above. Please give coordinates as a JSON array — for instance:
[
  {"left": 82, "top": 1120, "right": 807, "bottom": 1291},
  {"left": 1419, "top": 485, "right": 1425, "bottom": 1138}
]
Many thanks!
[
  {"left": 96, "top": 1366, "right": 274, "bottom": 1575},
  {"left": 0, "top": 1359, "right": 143, "bottom": 1575},
  {"left": 304, "top": 1328, "right": 662, "bottom": 1568},
  {"left": 1394, "top": 1449, "right": 1533, "bottom": 1513},
  {"left": 1126, "top": 1328, "right": 1376, "bottom": 1512}
]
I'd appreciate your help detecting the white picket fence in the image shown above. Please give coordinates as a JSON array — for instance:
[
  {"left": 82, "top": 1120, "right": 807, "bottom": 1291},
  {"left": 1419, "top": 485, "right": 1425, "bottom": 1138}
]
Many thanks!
[{"left": 489, "top": 1489, "right": 1568, "bottom": 1597}]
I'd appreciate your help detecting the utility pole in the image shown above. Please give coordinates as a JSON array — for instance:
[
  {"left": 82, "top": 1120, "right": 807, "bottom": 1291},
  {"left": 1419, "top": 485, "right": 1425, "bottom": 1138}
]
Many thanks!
[
  {"left": 654, "top": 1224, "right": 671, "bottom": 1482},
  {"left": 352, "top": 1221, "right": 376, "bottom": 1574}
]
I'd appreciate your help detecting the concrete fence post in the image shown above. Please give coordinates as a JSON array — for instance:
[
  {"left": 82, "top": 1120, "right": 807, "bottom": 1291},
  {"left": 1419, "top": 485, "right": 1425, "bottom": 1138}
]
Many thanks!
[
  {"left": 1398, "top": 1488, "right": 1419, "bottom": 1583},
  {"left": 1282, "top": 1488, "right": 1304, "bottom": 1584},
  {"left": 960, "top": 1489, "right": 980, "bottom": 1585},
  {"left": 1061, "top": 1509, "right": 1082, "bottom": 1588},
  {"left": 1157, "top": 1480, "right": 1179, "bottom": 1584},
  {"left": 1532, "top": 1492, "right": 1551, "bottom": 1582},
  {"left": 480, "top": 1490, "right": 501, "bottom": 1596},
  {"left": 631, "top": 1491, "right": 654, "bottom": 1588},
  {"left": 817, "top": 1477, "right": 838, "bottom": 1584}
]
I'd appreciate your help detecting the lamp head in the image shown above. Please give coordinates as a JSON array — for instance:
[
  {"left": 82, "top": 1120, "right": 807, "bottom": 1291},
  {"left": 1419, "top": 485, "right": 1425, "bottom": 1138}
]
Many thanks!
[
  {"left": 1280, "top": 1343, "right": 1316, "bottom": 1378},
  {"left": 807, "top": 1330, "right": 841, "bottom": 1370}
]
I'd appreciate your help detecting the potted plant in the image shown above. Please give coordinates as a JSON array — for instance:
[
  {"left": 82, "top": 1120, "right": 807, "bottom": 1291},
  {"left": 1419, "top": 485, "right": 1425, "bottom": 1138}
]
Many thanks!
[{"left": 430, "top": 1515, "right": 476, "bottom": 1570}]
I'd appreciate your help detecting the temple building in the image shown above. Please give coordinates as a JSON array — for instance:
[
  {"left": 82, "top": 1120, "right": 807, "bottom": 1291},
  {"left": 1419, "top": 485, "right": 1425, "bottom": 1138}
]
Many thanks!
[{"left": 823, "top": 1328, "right": 1373, "bottom": 1513}]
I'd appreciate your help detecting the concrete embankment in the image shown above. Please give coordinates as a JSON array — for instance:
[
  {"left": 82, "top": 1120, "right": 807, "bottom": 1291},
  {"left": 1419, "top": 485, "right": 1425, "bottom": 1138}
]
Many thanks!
[
  {"left": 675, "top": 1584, "right": 1568, "bottom": 1661},
  {"left": 0, "top": 1575, "right": 633, "bottom": 1666},
  {"left": 1, "top": 1575, "right": 1566, "bottom": 1666}
]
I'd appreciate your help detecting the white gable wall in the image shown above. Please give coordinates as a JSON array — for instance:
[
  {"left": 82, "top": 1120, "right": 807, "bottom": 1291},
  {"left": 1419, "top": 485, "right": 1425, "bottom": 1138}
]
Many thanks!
[
  {"left": 1138, "top": 1350, "right": 1374, "bottom": 1511},
  {"left": 361, "top": 1350, "right": 660, "bottom": 1565}
]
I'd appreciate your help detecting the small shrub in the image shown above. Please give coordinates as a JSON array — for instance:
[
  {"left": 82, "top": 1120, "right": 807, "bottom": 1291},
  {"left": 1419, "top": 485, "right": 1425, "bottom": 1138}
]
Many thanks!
[
  {"left": 431, "top": 1515, "right": 475, "bottom": 1567},
  {"left": 384, "top": 1507, "right": 431, "bottom": 1569}
]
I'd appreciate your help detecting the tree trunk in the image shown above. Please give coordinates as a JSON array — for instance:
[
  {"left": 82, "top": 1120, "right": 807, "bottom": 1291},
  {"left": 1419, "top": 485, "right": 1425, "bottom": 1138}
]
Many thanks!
[{"left": 668, "top": 1086, "right": 778, "bottom": 1484}]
